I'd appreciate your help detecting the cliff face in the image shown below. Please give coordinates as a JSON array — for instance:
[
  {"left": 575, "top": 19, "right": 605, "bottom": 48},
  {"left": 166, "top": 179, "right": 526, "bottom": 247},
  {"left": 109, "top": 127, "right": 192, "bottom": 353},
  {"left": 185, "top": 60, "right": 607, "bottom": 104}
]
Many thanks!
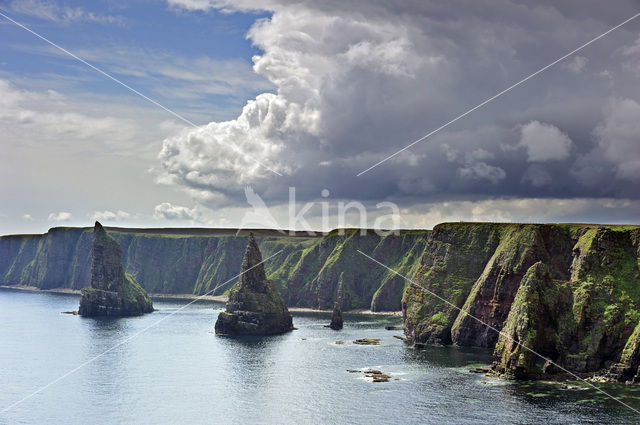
[
  {"left": 79, "top": 223, "right": 153, "bottom": 317},
  {"left": 271, "top": 230, "right": 428, "bottom": 311},
  {"left": 402, "top": 223, "right": 640, "bottom": 382},
  {"left": 215, "top": 234, "right": 293, "bottom": 335},
  {"left": 0, "top": 227, "right": 429, "bottom": 311}
]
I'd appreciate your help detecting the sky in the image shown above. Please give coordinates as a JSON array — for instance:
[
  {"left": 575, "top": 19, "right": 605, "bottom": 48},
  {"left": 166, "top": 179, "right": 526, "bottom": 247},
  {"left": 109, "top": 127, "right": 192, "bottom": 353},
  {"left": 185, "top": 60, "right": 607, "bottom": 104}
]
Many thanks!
[{"left": 0, "top": 0, "right": 639, "bottom": 235}]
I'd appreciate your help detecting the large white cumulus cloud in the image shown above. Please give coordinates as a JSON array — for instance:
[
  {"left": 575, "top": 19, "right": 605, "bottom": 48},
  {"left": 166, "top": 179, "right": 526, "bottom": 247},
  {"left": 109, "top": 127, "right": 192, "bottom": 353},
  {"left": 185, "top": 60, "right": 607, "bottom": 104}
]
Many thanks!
[
  {"left": 161, "top": 0, "right": 640, "bottom": 207},
  {"left": 160, "top": 0, "right": 449, "bottom": 203}
]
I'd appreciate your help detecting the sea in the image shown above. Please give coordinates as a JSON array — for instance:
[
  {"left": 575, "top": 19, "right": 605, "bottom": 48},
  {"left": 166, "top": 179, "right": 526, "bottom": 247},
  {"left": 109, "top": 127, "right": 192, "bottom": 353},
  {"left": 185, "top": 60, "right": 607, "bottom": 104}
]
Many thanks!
[{"left": 1, "top": 288, "right": 639, "bottom": 424}]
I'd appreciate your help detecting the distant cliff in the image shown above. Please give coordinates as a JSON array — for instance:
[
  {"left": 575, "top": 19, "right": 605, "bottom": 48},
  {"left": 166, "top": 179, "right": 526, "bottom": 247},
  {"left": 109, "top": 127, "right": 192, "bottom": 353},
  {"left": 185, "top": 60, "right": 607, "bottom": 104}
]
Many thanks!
[
  {"left": 0, "top": 227, "right": 429, "bottom": 311},
  {"left": 402, "top": 223, "right": 640, "bottom": 382}
]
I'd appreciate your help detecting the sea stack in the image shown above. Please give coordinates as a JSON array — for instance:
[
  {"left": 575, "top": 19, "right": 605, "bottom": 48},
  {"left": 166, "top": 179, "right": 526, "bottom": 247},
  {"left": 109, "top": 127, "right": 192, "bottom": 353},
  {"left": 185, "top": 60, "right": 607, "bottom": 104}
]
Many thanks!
[
  {"left": 215, "top": 233, "right": 293, "bottom": 335},
  {"left": 78, "top": 222, "right": 153, "bottom": 317},
  {"left": 328, "top": 302, "right": 343, "bottom": 330}
]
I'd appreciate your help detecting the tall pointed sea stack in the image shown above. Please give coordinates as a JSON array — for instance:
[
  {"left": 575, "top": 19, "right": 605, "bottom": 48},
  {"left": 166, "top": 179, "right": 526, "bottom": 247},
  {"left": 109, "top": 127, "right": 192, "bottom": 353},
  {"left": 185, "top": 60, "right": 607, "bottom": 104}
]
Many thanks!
[
  {"left": 215, "top": 233, "right": 293, "bottom": 335},
  {"left": 328, "top": 302, "right": 343, "bottom": 330},
  {"left": 78, "top": 222, "right": 153, "bottom": 317}
]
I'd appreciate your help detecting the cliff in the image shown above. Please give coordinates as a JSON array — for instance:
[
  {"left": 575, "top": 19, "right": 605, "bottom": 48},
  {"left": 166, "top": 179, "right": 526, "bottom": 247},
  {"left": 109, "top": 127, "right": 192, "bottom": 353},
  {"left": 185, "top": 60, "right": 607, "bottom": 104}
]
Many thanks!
[
  {"left": 215, "top": 234, "right": 293, "bottom": 335},
  {"left": 402, "top": 223, "right": 640, "bottom": 382},
  {"left": 79, "top": 222, "right": 153, "bottom": 317},
  {"left": 3, "top": 221, "right": 640, "bottom": 380},
  {"left": 0, "top": 227, "right": 429, "bottom": 311}
]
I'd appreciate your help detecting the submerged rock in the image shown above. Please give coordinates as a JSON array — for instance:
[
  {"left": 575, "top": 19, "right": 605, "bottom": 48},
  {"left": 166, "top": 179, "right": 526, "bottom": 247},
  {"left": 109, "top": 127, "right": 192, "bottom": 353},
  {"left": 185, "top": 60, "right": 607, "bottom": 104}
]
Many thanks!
[
  {"left": 214, "top": 233, "right": 293, "bottom": 336},
  {"left": 348, "top": 368, "right": 392, "bottom": 382},
  {"left": 353, "top": 338, "right": 381, "bottom": 345},
  {"left": 79, "top": 222, "right": 153, "bottom": 317},
  {"left": 469, "top": 367, "right": 491, "bottom": 374},
  {"left": 363, "top": 369, "right": 391, "bottom": 382},
  {"left": 328, "top": 302, "right": 343, "bottom": 330}
]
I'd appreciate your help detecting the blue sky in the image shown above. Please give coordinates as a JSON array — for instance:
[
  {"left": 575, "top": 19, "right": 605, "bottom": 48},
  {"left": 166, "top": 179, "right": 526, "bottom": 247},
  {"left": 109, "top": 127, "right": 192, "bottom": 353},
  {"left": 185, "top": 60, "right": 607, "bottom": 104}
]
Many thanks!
[
  {"left": 1, "top": 0, "right": 272, "bottom": 121},
  {"left": 1, "top": 0, "right": 640, "bottom": 234},
  {"left": 0, "top": 0, "right": 275, "bottom": 234}
]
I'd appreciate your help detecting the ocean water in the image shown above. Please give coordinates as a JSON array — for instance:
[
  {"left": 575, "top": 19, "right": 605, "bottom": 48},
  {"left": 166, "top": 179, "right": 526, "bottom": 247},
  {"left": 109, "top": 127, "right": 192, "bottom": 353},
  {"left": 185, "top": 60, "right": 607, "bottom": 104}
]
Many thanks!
[{"left": 1, "top": 288, "right": 640, "bottom": 424}]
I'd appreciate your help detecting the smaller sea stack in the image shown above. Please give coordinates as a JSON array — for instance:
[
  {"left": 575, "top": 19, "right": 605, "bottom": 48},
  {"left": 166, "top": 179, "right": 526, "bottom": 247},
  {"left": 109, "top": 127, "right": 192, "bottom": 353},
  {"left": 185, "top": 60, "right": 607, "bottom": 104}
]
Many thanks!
[
  {"left": 328, "top": 302, "right": 343, "bottom": 330},
  {"left": 215, "top": 233, "right": 293, "bottom": 335},
  {"left": 78, "top": 222, "right": 153, "bottom": 317}
]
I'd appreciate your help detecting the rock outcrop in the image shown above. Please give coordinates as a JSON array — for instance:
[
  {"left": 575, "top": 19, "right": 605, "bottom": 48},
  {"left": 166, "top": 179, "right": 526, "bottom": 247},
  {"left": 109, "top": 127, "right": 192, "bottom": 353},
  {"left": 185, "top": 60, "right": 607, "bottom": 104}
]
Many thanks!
[
  {"left": 492, "top": 262, "right": 568, "bottom": 379},
  {"left": 215, "top": 234, "right": 293, "bottom": 335},
  {"left": 328, "top": 302, "right": 343, "bottom": 330},
  {"left": 78, "top": 222, "right": 153, "bottom": 317},
  {"left": 402, "top": 223, "right": 640, "bottom": 382},
  {"left": 0, "top": 227, "right": 429, "bottom": 311}
]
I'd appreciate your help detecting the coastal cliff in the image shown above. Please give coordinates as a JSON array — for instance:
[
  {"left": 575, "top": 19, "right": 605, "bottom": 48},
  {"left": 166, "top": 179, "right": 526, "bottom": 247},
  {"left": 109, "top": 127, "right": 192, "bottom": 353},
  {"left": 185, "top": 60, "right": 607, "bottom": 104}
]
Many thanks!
[
  {"left": 3, "top": 221, "right": 640, "bottom": 381},
  {"left": 402, "top": 223, "right": 640, "bottom": 382},
  {"left": 0, "top": 227, "right": 429, "bottom": 311}
]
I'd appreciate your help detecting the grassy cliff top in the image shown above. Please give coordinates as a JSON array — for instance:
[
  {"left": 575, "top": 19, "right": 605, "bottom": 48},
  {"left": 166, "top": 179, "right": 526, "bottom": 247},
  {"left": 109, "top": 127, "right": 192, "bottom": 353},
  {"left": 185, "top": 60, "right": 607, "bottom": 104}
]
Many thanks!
[
  {"left": 433, "top": 222, "right": 640, "bottom": 231},
  {"left": 0, "top": 227, "right": 323, "bottom": 239},
  {"left": 2, "top": 222, "right": 638, "bottom": 239}
]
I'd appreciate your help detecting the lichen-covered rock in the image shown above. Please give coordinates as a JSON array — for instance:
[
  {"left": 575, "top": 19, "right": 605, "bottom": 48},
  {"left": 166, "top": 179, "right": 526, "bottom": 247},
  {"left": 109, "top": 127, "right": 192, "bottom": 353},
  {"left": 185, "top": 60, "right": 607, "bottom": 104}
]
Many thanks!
[
  {"left": 451, "top": 225, "right": 551, "bottom": 348},
  {"left": 609, "top": 322, "right": 640, "bottom": 383},
  {"left": 329, "top": 302, "right": 343, "bottom": 330},
  {"left": 492, "top": 262, "right": 569, "bottom": 379},
  {"left": 215, "top": 234, "right": 293, "bottom": 335},
  {"left": 402, "top": 223, "right": 501, "bottom": 345},
  {"left": 403, "top": 223, "right": 640, "bottom": 383},
  {"left": 79, "top": 222, "right": 153, "bottom": 317}
]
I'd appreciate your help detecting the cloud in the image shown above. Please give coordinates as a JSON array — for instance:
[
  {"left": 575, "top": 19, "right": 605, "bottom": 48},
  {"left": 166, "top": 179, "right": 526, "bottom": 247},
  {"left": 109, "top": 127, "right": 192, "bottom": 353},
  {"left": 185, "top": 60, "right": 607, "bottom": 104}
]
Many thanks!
[
  {"left": 161, "top": 195, "right": 640, "bottom": 231},
  {"left": 0, "top": 80, "right": 111, "bottom": 137},
  {"left": 458, "top": 161, "right": 506, "bottom": 184},
  {"left": 594, "top": 98, "right": 640, "bottom": 181},
  {"left": 398, "top": 197, "right": 640, "bottom": 229},
  {"left": 22, "top": 214, "right": 33, "bottom": 221},
  {"left": 48, "top": 211, "right": 72, "bottom": 222},
  {"left": 166, "top": 0, "right": 218, "bottom": 11},
  {"left": 0, "top": 75, "right": 194, "bottom": 236},
  {"left": 8, "top": 0, "right": 122, "bottom": 24},
  {"left": 14, "top": 44, "right": 273, "bottom": 119},
  {"left": 518, "top": 121, "right": 573, "bottom": 162},
  {"left": 445, "top": 147, "right": 506, "bottom": 184},
  {"left": 621, "top": 36, "right": 640, "bottom": 57},
  {"left": 564, "top": 56, "right": 588, "bottom": 73},
  {"left": 157, "top": 0, "right": 640, "bottom": 210},
  {"left": 91, "top": 210, "right": 131, "bottom": 222},
  {"left": 0, "top": 78, "right": 166, "bottom": 157},
  {"left": 521, "top": 164, "right": 552, "bottom": 188},
  {"left": 153, "top": 202, "right": 202, "bottom": 221}
]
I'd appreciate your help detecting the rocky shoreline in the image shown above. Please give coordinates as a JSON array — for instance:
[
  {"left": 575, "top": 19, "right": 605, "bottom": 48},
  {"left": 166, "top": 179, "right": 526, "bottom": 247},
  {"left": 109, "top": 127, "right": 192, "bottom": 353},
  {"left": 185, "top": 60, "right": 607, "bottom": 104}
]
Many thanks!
[
  {"left": 403, "top": 223, "right": 640, "bottom": 385},
  {"left": 0, "top": 284, "right": 401, "bottom": 316}
]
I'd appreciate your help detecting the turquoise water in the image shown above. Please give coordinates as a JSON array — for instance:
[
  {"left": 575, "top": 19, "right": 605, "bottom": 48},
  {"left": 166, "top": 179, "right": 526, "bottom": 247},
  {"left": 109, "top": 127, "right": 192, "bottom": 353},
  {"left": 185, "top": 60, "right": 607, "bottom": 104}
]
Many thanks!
[{"left": 1, "top": 288, "right": 640, "bottom": 424}]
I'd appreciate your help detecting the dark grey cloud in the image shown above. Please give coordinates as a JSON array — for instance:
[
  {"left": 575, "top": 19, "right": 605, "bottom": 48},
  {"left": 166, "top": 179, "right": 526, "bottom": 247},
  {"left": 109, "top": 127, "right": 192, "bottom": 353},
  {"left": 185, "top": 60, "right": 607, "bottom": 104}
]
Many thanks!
[{"left": 161, "top": 0, "right": 640, "bottom": 208}]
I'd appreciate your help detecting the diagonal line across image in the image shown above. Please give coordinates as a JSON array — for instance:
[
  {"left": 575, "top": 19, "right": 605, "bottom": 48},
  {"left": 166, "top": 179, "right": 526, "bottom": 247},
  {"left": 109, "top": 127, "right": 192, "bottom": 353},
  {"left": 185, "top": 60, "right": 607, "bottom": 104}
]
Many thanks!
[
  {"left": 0, "top": 250, "right": 283, "bottom": 415},
  {"left": 0, "top": 10, "right": 283, "bottom": 177},
  {"left": 357, "top": 249, "right": 640, "bottom": 416},
  {"left": 356, "top": 11, "right": 640, "bottom": 177}
]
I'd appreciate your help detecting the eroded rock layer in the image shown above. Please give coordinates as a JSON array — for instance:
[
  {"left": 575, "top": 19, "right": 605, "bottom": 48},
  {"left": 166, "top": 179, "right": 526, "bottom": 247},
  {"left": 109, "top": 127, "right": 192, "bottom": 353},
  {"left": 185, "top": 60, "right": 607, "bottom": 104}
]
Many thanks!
[
  {"left": 0, "top": 228, "right": 429, "bottom": 311},
  {"left": 402, "top": 223, "right": 640, "bottom": 382},
  {"left": 78, "top": 222, "right": 153, "bottom": 317},
  {"left": 215, "top": 234, "right": 293, "bottom": 336}
]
